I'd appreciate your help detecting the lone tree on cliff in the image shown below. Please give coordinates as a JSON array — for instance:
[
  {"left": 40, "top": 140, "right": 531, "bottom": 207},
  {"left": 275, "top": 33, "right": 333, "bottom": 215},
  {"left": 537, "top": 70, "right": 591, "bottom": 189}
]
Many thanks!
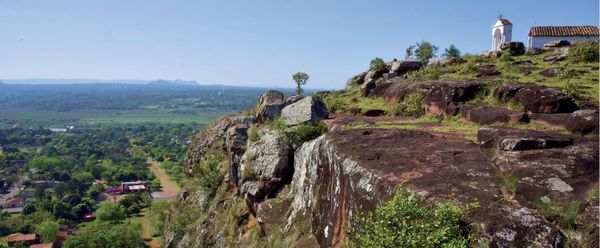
[
  {"left": 414, "top": 41, "right": 439, "bottom": 62},
  {"left": 443, "top": 44, "right": 461, "bottom": 58},
  {"left": 292, "top": 72, "right": 309, "bottom": 95}
]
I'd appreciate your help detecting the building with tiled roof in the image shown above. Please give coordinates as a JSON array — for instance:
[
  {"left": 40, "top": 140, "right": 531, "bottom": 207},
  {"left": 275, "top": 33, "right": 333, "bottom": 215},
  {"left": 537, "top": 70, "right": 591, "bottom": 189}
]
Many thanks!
[
  {"left": 528, "top": 25, "right": 599, "bottom": 48},
  {"left": 30, "top": 243, "right": 55, "bottom": 248},
  {"left": 7, "top": 233, "right": 39, "bottom": 246}
]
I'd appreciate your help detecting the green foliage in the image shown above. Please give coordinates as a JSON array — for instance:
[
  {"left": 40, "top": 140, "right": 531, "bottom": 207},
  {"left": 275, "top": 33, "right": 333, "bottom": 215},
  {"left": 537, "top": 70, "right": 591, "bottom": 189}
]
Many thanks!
[
  {"left": 273, "top": 118, "right": 327, "bottom": 148},
  {"left": 394, "top": 92, "right": 426, "bottom": 117},
  {"left": 195, "top": 153, "right": 227, "bottom": 199},
  {"left": 567, "top": 41, "right": 599, "bottom": 63},
  {"left": 444, "top": 44, "right": 461, "bottom": 57},
  {"left": 375, "top": 77, "right": 386, "bottom": 86},
  {"left": 561, "top": 81, "right": 583, "bottom": 100},
  {"left": 292, "top": 72, "right": 310, "bottom": 95},
  {"left": 62, "top": 222, "right": 144, "bottom": 248},
  {"left": 405, "top": 45, "right": 415, "bottom": 59},
  {"left": 414, "top": 41, "right": 439, "bottom": 62},
  {"left": 29, "top": 156, "right": 65, "bottom": 171},
  {"left": 348, "top": 189, "right": 472, "bottom": 248},
  {"left": 534, "top": 199, "right": 581, "bottom": 229},
  {"left": 247, "top": 124, "right": 260, "bottom": 142},
  {"left": 95, "top": 201, "right": 127, "bottom": 224},
  {"left": 370, "top": 57, "right": 390, "bottom": 72},
  {"left": 408, "top": 66, "right": 443, "bottom": 79},
  {"left": 499, "top": 51, "right": 514, "bottom": 62},
  {"left": 35, "top": 220, "right": 59, "bottom": 243},
  {"left": 149, "top": 200, "right": 172, "bottom": 236},
  {"left": 499, "top": 171, "right": 518, "bottom": 196}
]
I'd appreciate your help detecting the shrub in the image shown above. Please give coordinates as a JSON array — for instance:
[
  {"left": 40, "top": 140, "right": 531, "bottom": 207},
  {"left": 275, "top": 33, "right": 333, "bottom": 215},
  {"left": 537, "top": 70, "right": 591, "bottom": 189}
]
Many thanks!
[
  {"left": 247, "top": 125, "right": 260, "bottom": 142},
  {"left": 499, "top": 51, "right": 514, "bottom": 62},
  {"left": 499, "top": 171, "right": 518, "bottom": 196},
  {"left": 408, "top": 66, "right": 443, "bottom": 79},
  {"left": 273, "top": 118, "right": 327, "bottom": 148},
  {"left": 195, "top": 153, "right": 227, "bottom": 198},
  {"left": 348, "top": 189, "right": 473, "bottom": 248},
  {"left": 567, "top": 42, "right": 599, "bottom": 63},
  {"left": 394, "top": 93, "right": 425, "bottom": 117},
  {"left": 534, "top": 199, "right": 581, "bottom": 229},
  {"left": 370, "top": 57, "right": 389, "bottom": 72},
  {"left": 375, "top": 77, "right": 386, "bottom": 86},
  {"left": 561, "top": 81, "right": 583, "bottom": 99}
]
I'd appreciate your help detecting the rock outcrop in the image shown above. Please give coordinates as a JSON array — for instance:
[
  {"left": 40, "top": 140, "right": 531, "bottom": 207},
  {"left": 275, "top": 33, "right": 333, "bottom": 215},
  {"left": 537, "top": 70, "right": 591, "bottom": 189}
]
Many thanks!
[
  {"left": 501, "top": 41, "right": 526, "bottom": 55},
  {"left": 281, "top": 96, "right": 329, "bottom": 125},
  {"left": 240, "top": 131, "right": 291, "bottom": 199},
  {"left": 183, "top": 115, "right": 255, "bottom": 176},
  {"left": 286, "top": 129, "right": 567, "bottom": 247},
  {"left": 495, "top": 84, "right": 578, "bottom": 113},
  {"left": 255, "top": 90, "right": 287, "bottom": 122}
]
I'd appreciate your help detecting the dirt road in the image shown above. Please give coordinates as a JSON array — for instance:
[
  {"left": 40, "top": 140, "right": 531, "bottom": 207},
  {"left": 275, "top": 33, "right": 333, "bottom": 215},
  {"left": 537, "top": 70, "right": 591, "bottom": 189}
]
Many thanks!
[{"left": 148, "top": 159, "right": 179, "bottom": 200}]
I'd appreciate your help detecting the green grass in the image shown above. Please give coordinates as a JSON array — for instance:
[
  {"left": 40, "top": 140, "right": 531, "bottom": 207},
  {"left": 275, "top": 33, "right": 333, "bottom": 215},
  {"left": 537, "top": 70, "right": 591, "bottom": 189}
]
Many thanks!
[
  {"left": 533, "top": 198, "right": 581, "bottom": 230},
  {"left": 439, "top": 51, "right": 599, "bottom": 104},
  {"left": 499, "top": 171, "right": 518, "bottom": 197},
  {"left": 322, "top": 88, "right": 399, "bottom": 115}
]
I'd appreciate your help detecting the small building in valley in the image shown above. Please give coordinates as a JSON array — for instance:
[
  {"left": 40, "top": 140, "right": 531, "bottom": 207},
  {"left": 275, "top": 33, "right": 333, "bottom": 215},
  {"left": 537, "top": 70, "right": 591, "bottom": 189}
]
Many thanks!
[
  {"left": 528, "top": 26, "right": 599, "bottom": 48},
  {"left": 119, "top": 181, "right": 147, "bottom": 193},
  {"left": 7, "top": 233, "right": 39, "bottom": 246}
]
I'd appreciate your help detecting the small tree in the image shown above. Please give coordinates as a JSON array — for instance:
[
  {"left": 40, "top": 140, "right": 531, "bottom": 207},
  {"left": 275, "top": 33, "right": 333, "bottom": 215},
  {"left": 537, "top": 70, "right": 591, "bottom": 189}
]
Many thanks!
[
  {"left": 292, "top": 72, "right": 309, "bottom": 95},
  {"left": 443, "top": 44, "right": 461, "bottom": 57},
  {"left": 369, "top": 57, "right": 389, "bottom": 72},
  {"left": 415, "top": 41, "right": 439, "bottom": 62},
  {"left": 405, "top": 45, "right": 415, "bottom": 59},
  {"left": 35, "top": 220, "right": 59, "bottom": 243}
]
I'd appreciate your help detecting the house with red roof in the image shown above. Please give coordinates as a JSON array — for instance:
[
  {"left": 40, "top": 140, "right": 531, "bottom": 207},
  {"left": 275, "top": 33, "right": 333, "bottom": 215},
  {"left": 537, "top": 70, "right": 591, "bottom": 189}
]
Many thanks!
[{"left": 528, "top": 25, "right": 599, "bottom": 48}]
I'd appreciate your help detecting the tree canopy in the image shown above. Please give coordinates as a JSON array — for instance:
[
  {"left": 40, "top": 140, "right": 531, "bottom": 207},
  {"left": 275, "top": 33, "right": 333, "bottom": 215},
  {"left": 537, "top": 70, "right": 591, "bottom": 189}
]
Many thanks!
[
  {"left": 414, "top": 41, "right": 439, "bottom": 62},
  {"left": 292, "top": 72, "right": 309, "bottom": 95}
]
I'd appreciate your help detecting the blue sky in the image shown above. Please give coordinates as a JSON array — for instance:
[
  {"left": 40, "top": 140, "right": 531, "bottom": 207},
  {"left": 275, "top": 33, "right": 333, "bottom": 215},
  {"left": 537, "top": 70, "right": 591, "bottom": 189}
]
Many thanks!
[{"left": 1, "top": 0, "right": 598, "bottom": 89}]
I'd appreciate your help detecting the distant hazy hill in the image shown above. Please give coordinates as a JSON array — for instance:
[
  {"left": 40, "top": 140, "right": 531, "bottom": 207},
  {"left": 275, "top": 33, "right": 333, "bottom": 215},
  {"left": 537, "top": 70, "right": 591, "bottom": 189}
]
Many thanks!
[
  {"left": 147, "top": 80, "right": 199, "bottom": 86},
  {"left": 1, "top": 79, "right": 151, "bottom": 85}
]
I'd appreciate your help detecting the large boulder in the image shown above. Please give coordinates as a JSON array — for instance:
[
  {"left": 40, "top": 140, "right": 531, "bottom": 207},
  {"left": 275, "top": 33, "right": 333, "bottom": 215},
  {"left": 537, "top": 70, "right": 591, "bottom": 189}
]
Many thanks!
[
  {"left": 477, "top": 127, "right": 574, "bottom": 151},
  {"left": 494, "top": 84, "right": 578, "bottom": 113},
  {"left": 389, "top": 59, "right": 424, "bottom": 74},
  {"left": 360, "top": 70, "right": 384, "bottom": 96},
  {"left": 565, "top": 109, "right": 599, "bottom": 134},
  {"left": 423, "top": 80, "right": 483, "bottom": 116},
  {"left": 475, "top": 64, "right": 501, "bottom": 77},
  {"left": 239, "top": 131, "right": 291, "bottom": 199},
  {"left": 494, "top": 84, "right": 533, "bottom": 101},
  {"left": 514, "top": 86, "right": 578, "bottom": 113},
  {"left": 380, "top": 78, "right": 431, "bottom": 103},
  {"left": 255, "top": 90, "right": 287, "bottom": 122},
  {"left": 529, "top": 110, "right": 599, "bottom": 135},
  {"left": 501, "top": 41, "right": 526, "bottom": 55},
  {"left": 459, "top": 105, "right": 528, "bottom": 125},
  {"left": 346, "top": 71, "right": 367, "bottom": 87},
  {"left": 184, "top": 115, "right": 256, "bottom": 176},
  {"left": 280, "top": 96, "right": 329, "bottom": 125}
]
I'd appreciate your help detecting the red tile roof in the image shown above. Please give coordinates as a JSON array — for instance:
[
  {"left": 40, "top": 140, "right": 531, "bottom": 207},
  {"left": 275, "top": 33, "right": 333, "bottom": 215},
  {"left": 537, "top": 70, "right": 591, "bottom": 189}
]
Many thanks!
[
  {"left": 30, "top": 243, "right": 54, "bottom": 248},
  {"left": 529, "top": 26, "right": 599, "bottom": 37},
  {"left": 7, "top": 233, "right": 38, "bottom": 243},
  {"left": 498, "top": 19, "right": 512, "bottom": 25}
]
